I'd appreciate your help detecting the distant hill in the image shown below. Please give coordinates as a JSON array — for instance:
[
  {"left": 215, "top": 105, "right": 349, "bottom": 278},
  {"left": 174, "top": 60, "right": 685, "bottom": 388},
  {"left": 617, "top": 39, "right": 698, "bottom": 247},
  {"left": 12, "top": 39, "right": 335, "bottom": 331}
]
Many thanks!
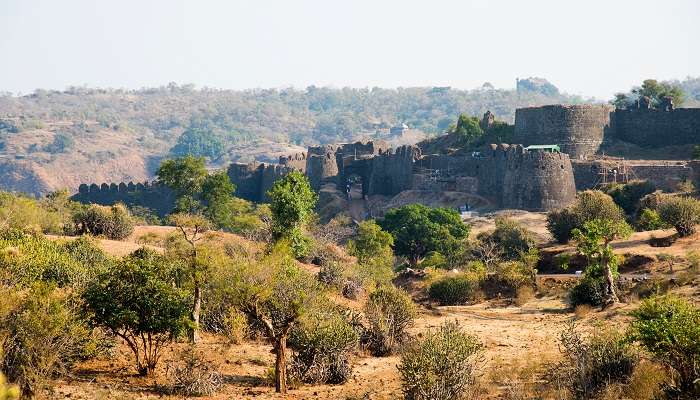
[{"left": 0, "top": 79, "right": 609, "bottom": 195}]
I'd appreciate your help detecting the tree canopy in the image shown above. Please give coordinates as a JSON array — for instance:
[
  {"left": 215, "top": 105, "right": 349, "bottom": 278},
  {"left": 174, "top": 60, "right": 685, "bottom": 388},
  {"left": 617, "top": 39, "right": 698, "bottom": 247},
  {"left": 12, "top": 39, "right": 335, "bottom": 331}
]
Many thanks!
[
  {"left": 379, "top": 204, "right": 469, "bottom": 265},
  {"left": 612, "top": 79, "right": 686, "bottom": 109}
]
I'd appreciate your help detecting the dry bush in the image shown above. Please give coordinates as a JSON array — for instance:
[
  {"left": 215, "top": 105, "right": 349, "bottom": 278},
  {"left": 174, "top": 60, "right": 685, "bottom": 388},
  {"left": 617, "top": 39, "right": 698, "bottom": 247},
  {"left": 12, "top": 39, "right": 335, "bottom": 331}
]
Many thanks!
[
  {"left": 622, "top": 361, "right": 667, "bottom": 400},
  {"left": 363, "top": 286, "right": 416, "bottom": 356},
  {"left": 514, "top": 285, "right": 535, "bottom": 306},
  {"left": 553, "top": 321, "right": 639, "bottom": 400},
  {"left": 342, "top": 279, "right": 364, "bottom": 300},
  {"left": 574, "top": 304, "right": 593, "bottom": 319},
  {"left": 398, "top": 320, "right": 483, "bottom": 400},
  {"left": 164, "top": 346, "right": 223, "bottom": 397},
  {"left": 288, "top": 311, "right": 358, "bottom": 386},
  {"left": 317, "top": 261, "right": 345, "bottom": 287}
]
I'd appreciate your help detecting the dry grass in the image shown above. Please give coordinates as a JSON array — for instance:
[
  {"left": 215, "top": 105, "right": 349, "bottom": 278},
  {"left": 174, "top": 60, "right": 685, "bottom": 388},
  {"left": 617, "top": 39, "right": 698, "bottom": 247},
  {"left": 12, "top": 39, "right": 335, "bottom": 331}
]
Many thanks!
[
  {"left": 514, "top": 286, "right": 535, "bottom": 306},
  {"left": 574, "top": 304, "right": 593, "bottom": 319}
]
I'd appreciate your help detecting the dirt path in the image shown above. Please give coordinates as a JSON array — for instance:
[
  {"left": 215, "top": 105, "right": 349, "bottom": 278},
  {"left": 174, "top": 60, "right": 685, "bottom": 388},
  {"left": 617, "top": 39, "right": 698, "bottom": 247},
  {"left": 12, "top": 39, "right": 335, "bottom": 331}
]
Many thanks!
[{"left": 348, "top": 184, "right": 369, "bottom": 221}]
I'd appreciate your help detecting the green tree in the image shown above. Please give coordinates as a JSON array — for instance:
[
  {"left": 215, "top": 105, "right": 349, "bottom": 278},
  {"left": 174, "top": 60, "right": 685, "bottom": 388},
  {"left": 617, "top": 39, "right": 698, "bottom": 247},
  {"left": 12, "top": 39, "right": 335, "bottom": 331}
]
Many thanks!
[
  {"left": 547, "top": 190, "right": 626, "bottom": 243},
  {"left": 267, "top": 171, "right": 317, "bottom": 258},
  {"left": 156, "top": 156, "right": 209, "bottom": 213},
  {"left": 379, "top": 204, "right": 469, "bottom": 265},
  {"left": 171, "top": 126, "right": 225, "bottom": 159},
  {"left": 201, "top": 170, "right": 237, "bottom": 227},
  {"left": 448, "top": 114, "right": 483, "bottom": 145},
  {"left": 347, "top": 220, "right": 394, "bottom": 265},
  {"left": 167, "top": 213, "right": 212, "bottom": 343},
  {"left": 631, "top": 295, "right": 700, "bottom": 396},
  {"left": 229, "top": 244, "right": 322, "bottom": 393},
  {"left": 612, "top": 79, "right": 685, "bottom": 109},
  {"left": 83, "top": 249, "right": 190, "bottom": 376},
  {"left": 657, "top": 196, "right": 700, "bottom": 237},
  {"left": 570, "top": 219, "right": 632, "bottom": 306}
]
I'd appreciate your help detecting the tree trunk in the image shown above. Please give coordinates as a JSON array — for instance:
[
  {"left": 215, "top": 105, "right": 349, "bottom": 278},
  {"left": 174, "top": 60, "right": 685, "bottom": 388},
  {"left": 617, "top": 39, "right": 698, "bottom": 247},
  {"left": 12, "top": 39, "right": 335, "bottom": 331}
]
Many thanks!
[
  {"left": 603, "top": 262, "right": 619, "bottom": 306},
  {"left": 274, "top": 335, "right": 288, "bottom": 393},
  {"left": 190, "top": 280, "right": 201, "bottom": 343}
]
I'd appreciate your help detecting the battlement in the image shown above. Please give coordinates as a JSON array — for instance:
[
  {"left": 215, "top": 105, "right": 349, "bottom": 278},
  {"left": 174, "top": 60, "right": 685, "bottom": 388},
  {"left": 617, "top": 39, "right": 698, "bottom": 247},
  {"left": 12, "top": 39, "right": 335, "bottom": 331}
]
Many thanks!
[{"left": 72, "top": 180, "right": 175, "bottom": 216}]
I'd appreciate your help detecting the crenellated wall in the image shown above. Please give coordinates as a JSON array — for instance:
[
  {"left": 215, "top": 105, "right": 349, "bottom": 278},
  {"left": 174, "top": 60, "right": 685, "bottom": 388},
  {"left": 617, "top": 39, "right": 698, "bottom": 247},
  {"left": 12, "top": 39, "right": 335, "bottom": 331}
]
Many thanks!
[
  {"left": 71, "top": 181, "right": 176, "bottom": 216},
  {"left": 514, "top": 104, "right": 613, "bottom": 159}
]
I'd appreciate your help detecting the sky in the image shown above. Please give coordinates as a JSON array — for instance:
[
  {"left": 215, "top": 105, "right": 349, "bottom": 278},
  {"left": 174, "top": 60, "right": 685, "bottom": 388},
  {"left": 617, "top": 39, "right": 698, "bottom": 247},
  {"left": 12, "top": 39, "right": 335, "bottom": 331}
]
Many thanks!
[{"left": 0, "top": 0, "right": 698, "bottom": 100}]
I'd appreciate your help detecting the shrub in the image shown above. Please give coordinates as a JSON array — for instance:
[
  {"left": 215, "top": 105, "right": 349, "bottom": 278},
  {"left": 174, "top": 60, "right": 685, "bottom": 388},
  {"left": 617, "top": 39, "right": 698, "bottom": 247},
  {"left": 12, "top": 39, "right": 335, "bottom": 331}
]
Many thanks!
[
  {"left": 494, "top": 258, "right": 536, "bottom": 292},
  {"left": 631, "top": 294, "right": 700, "bottom": 395},
  {"left": 637, "top": 208, "right": 667, "bottom": 231},
  {"left": 657, "top": 196, "right": 700, "bottom": 237},
  {"left": 569, "top": 277, "right": 607, "bottom": 308},
  {"left": 687, "top": 250, "right": 700, "bottom": 271},
  {"left": 363, "top": 286, "right": 417, "bottom": 356},
  {"left": 165, "top": 346, "right": 222, "bottom": 397},
  {"left": 428, "top": 274, "right": 481, "bottom": 305},
  {"left": 0, "top": 231, "right": 104, "bottom": 290},
  {"left": 288, "top": 311, "right": 358, "bottom": 385},
  {"left": 0, "top": 192, "right": 68, "bottom": 234},
  {"left": 398, "top": 321, "right": 483, "bottom": 400},
  {"left": 603, "top": 180, "right": 656, "bottom": 215},
  {"left": 547, "top": 191, "right": 625, "bottom": 243},
  {"left": 0, "top": 374, "right": 19, "bottom": 400},
  {"left": 317, "top": 261, "right": 345, "bottom": 286},
  {"left": 487, "top": 217, "right": 536, "bottom": 260},
  {"left": 72, "top": 204, "right": 135, "bottom": 239},
  {"left": 341, "top": 279, "right": 363, "bottom": 300},
  {"left": 556, "top": 322, "right": 639, "bottom": 399},
  {"left": 83, "top": 249, "right": 190, "bottom": 376},
  {"left": 0, "top": 283, "right": 94, "bottom": 396}
]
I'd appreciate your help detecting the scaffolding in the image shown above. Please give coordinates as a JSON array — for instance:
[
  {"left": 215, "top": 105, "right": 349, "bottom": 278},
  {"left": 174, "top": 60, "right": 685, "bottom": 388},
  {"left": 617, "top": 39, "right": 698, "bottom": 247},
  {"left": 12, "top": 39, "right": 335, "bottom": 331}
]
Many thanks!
[{"left": 595, "top": 159, "right": 636, "bottom": 187}]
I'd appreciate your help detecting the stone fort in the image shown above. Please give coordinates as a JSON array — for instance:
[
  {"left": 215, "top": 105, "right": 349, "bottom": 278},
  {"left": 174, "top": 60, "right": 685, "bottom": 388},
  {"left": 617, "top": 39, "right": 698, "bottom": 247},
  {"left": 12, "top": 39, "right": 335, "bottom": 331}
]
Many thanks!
[{"left": 73, "top": 102, "right": 700, "bottom": 215}]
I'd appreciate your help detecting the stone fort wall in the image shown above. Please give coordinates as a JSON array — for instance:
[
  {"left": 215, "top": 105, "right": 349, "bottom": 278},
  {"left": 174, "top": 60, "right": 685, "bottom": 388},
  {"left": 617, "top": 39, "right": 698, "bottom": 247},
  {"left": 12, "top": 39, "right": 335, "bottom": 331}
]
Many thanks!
[
  {"left": 409, "top": 145, "right": 576, "bottom": 211},
  {"left": 514, "top": 104, "right": 613, "bottom": 160},
  {"left": 514, "top": 105, "right": 700, "bottom": 157},
  {"left": 71, "top": 181, "right": 176, "bottom": 216},
  {"left": 227, "top": 161, "right": 296, "bottom": 203},
  {"left": 610, "top": 108, "right": 700, "bottom": 147}
]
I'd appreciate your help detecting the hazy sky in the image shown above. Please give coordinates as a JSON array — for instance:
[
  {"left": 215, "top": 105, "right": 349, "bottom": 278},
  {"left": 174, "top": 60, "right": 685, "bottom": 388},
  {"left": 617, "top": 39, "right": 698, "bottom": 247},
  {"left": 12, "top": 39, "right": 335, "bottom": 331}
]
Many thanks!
[{"left": 1, "top": 0, "right": 698, "bottom": 99}]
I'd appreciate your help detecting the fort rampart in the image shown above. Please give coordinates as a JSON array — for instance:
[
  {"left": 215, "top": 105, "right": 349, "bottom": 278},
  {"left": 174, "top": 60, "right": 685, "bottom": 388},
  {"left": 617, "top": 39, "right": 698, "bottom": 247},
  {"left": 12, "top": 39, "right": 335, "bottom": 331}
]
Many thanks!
[
  {"left": 610, "top": 108, "right": 700, "bottom": 147},
  {"left": 72, "top": 181, "right": 175, "bottom": 216},
  {"left": 514, "top": 104, "right": 613, "bottom": 159}
]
